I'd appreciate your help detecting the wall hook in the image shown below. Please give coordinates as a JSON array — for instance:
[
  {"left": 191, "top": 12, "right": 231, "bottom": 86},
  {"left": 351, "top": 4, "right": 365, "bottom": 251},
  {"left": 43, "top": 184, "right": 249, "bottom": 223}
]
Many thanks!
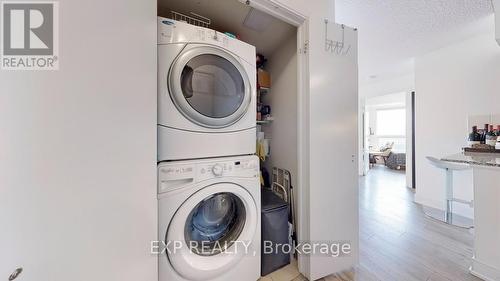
[
  {"left": 324, "top": 20, "right": 351, "bottom": 56},
  {"left": 9, "top": 268, "right": 23, "bottom": 281}
]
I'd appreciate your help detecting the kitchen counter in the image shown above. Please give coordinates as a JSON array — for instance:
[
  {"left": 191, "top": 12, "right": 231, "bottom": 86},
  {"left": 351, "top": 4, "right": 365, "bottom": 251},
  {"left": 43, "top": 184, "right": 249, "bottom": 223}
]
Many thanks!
[
  {"left": 441, "top": 152, "right": 500, "bottom": 280},
  {"left": 441, "top": 152, "right": 500, "bottom": 168}
]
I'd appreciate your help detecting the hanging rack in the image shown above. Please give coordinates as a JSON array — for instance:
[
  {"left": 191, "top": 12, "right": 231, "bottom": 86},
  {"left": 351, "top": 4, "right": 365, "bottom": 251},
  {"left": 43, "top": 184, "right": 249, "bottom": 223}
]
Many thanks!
[{"left": 324, "top": 19, "right": 352, "bottom": 56}]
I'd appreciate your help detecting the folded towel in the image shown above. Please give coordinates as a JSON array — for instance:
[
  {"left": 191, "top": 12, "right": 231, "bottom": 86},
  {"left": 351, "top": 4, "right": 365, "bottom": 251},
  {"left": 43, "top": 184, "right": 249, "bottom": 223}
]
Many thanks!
[{"left": 256, "top": 141, "right": 266, "bottom": 161}]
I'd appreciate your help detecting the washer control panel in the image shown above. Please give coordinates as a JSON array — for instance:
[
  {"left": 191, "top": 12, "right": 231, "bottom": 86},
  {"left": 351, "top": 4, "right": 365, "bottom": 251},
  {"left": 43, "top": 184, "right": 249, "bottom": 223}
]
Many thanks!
[
  {"left": 211, "top": 164, "right": 224, "bottom": 176},
  {"left": 197, "top": 158, "right": 258, "bottom": 180},
  {"left": 160, "top": 165, "right": 195, "bottom": 180},
  {"left": 158, "top": 156, "right": 259, "bottom": 194}
]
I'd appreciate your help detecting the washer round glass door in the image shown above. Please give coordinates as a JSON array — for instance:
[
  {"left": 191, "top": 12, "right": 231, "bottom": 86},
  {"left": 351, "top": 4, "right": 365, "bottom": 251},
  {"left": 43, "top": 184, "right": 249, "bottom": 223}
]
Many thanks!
[
  {"left": 166, "top": 183, "right": 258, "bottom": 281},
  {"left": 185, "top": 192, "right": 246, "bottom": 256},
  {"left": 169, "top": 45, "right": 252, "bottom": 128}
]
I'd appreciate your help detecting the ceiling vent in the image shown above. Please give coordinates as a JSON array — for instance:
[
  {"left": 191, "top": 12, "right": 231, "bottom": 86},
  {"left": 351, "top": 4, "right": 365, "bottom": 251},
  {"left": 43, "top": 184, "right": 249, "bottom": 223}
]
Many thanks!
[{"left": 243, "top": 7, "right": 275, "bottom": 32}]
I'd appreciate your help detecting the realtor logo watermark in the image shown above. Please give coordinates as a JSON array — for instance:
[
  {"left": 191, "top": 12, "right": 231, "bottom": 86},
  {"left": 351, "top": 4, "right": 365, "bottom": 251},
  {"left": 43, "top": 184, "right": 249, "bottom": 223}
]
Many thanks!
[{"left": 1, "top": 1, "right": 58, "bottom": 70}]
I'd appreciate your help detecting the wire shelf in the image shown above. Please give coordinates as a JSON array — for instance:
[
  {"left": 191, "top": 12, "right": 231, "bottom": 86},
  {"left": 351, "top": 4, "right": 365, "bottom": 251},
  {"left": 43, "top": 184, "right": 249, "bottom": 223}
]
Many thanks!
[{"left": 171, "top": 11, "right": 211, "bottom": 28}]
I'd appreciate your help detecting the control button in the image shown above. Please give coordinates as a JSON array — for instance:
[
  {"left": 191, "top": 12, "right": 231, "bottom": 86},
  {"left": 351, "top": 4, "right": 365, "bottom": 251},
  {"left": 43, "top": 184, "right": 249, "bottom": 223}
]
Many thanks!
[{"left": 212, "top": 164, "right": 223, "bottom": 176}]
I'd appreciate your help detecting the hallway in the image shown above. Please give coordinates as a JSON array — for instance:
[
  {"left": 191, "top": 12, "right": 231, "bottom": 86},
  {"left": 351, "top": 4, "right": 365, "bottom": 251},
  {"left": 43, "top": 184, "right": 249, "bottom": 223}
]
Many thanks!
[
  {"left": 262, "top": 166, "right": 481, "bottom": 281},
  {"left": 358, "top": 166, "right": 480, "bottom": 281}
]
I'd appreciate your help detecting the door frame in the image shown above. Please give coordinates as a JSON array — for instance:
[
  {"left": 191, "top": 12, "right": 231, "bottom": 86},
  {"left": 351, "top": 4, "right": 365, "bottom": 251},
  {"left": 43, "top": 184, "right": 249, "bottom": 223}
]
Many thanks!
[
  {"left": 236, "top": 0, "right": 310, "bottom": 276},
  {"left": 411, "top": 91, "right": 416, "bottom": 189}
]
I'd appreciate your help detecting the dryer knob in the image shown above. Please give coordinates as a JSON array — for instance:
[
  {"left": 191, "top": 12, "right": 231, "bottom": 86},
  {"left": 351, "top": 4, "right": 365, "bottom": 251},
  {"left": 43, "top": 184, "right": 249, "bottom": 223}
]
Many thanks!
[{"left": 212, "top": 164, "right": 223, "bottom": 176}]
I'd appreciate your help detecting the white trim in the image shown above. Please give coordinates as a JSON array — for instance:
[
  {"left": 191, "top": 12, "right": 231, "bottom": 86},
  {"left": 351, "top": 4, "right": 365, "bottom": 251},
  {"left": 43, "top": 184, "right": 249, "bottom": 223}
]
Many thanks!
[
  {"left": 493, "top": 0, "right": 500, "bottom": 46},
  {"left": 296, "top": 20, "right": 310, "bottom": 278},
  {"left": 237, "top": 0, "right": 306, "bottom": 26},
  {"left": 375, "top": 135, "right": 406, "bottom": 138},
  {"left": 236, "top": 0, "right": 310, "bottom": 276},
  {"left": 470, "top": 257, "right": 500, "bottom": 281}
]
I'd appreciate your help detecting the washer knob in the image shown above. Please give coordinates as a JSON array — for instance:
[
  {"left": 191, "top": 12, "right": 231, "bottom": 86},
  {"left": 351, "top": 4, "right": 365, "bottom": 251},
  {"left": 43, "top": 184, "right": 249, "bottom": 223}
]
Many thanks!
[{"left": 212, "top": 164, "right": 223, "bottom": 176}]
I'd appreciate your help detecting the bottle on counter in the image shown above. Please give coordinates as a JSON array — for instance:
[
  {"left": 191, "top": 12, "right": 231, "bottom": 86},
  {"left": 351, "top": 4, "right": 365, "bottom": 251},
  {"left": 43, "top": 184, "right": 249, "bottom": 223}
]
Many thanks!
[
  {"left": 480, "top": 124, "right": 489, "bottom": 144},
  {"left": 468, "top": 126, "right": 481, "bottom": 147},
  {"left": 496, "top": 126, "right": 500, "bottom": 150},
  {"left": 486, "top": 125, "right": 498, "bottom": 146}
]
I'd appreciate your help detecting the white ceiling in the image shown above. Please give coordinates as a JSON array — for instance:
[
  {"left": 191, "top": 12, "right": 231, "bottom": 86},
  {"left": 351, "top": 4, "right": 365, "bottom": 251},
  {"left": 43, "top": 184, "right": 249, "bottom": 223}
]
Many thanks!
[
  {"left": 335, "top": 0, "right": 495, "bottom": 84},
  {"left": 158, "top": 0, "right": 296, "bottom": 56}
]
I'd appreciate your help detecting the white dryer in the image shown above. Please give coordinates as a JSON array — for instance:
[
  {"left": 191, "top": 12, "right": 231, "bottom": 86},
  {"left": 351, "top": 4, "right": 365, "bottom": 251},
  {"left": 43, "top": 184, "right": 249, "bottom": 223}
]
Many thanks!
[
  {"left": 157, "top": 17, "right": 257, "bottom": 161},
  {"left": 158, "top": 155, "right": 261, "bottom": 281}
]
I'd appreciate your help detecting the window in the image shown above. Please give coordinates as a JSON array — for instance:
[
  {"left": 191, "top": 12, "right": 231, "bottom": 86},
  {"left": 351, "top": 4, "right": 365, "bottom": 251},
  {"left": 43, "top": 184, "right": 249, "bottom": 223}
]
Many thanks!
[
  {"left": 376, "top": 108, "right": 406, "bottom": 136},
  {"left": 376, "top": 108, "right": 406, "bottom": 153}
]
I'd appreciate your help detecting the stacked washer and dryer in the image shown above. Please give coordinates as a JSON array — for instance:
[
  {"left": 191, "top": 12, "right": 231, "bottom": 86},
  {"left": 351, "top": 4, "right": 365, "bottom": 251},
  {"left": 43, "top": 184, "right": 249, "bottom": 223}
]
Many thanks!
[{"left": 157, "top": 17, "right": 261, "bottom": 281}]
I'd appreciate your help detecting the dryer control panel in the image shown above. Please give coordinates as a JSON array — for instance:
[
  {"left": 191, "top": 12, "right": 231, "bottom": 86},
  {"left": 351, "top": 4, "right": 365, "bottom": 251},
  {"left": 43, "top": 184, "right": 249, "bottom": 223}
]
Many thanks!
[
  {"left": 157, "top": 16, "right": 256, "bottom": 64},
  {"left": 158, "top": 156, "right": 259, "bottom": 194},
  {"left": 158, "top": 17, "right": 230, "bottom": 47}
]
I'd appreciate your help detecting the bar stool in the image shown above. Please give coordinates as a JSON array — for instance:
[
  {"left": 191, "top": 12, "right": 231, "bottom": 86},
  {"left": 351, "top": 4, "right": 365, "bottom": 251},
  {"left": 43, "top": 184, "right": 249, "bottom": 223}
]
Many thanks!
[{"left": 424, "top": 156, "right": 474, "bottom": 228}]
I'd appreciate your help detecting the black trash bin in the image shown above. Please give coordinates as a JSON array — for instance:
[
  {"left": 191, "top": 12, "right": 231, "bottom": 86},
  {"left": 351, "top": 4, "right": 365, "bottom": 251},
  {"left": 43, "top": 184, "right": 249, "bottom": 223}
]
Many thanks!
[{"left": 261, "top": 188, "right": 290, "bottom": 276}]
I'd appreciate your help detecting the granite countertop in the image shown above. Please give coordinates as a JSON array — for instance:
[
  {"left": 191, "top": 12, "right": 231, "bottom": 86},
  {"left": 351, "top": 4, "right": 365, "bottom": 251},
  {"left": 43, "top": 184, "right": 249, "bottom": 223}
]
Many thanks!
[{"left": 441, "top": 152, "right": 500, "bottom": 168}]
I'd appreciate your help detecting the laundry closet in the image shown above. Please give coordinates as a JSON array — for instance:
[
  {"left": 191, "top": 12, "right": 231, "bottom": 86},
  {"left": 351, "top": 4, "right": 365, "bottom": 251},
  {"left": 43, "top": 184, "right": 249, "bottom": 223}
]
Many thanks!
[
  {"left": 158, "top": 0, "right": 299, "bottom": 189},
  {"left": 157, "top": 0, "right": 300, "bottom": 279}
]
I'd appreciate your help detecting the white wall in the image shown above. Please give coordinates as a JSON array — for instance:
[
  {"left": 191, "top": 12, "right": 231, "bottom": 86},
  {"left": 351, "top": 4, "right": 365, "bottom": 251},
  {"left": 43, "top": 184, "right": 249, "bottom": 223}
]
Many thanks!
[
  {"left": 365, "top": 92, "right": 406, "bottom": 107},
  {"left": 264, "top": 33, "right": 298, "bottom": 189},
  {"left": 0, "top": 0, "right": 157, "bottom": 280},
  {"left": 415, "top": 30, "right": 500, "bottom": 218},
  {"left": 360, "top": 73, "right": 415, "bottom": 98}
]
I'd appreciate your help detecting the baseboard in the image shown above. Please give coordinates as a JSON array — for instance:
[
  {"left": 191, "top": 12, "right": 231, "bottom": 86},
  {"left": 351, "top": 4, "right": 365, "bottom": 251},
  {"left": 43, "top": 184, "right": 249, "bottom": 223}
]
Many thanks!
[
  {"left": 414, "top": 195, "right": 442, "bottom": 210},
  {"left": 470, "top": 257, "right": 500, "bottom": 281}
]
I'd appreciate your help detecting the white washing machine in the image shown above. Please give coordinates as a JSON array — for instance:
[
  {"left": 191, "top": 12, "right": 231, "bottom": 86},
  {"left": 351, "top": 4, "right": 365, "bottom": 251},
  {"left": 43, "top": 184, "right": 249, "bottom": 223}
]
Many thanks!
[
  {"left": 157, "top": 17, "right": 257, "bottom": 161},
  {"left": 158, "top": 155, "right": 261, "bottom": 281}
]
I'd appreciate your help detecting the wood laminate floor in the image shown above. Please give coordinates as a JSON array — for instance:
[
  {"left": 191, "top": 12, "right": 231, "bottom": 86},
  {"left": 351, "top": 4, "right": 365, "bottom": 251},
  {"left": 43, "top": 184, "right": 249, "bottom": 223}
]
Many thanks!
[{"left": 261, "top": 165, "right": 481, "bottom": 281}]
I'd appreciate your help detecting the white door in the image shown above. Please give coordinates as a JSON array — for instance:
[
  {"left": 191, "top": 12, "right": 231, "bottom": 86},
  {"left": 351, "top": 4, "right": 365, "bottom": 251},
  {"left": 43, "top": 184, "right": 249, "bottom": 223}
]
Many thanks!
[
  {"left": 304, "top": 22, "right": 359, "bottom": 280},
  {"left": 234, "top": 1, "right": 359, "bottom": 279},
  {"left": 169, "top": 45, "right": 252, "bottom": 128},
  {"left": 165, "top": 183, "right": 258, "bottom": 280},
  {"left": 0, "top": 1, "right": 158, "bottom": 281}
]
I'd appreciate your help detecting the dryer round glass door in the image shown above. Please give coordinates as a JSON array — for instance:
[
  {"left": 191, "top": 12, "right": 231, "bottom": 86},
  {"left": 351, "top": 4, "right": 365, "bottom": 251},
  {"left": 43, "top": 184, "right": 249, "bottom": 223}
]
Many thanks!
[
  {"left": 169, "top": 45, "right": 252, "bottom": 128},
  {"left": 166, "top": 183, "right": 258, "bottom": 280}
]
